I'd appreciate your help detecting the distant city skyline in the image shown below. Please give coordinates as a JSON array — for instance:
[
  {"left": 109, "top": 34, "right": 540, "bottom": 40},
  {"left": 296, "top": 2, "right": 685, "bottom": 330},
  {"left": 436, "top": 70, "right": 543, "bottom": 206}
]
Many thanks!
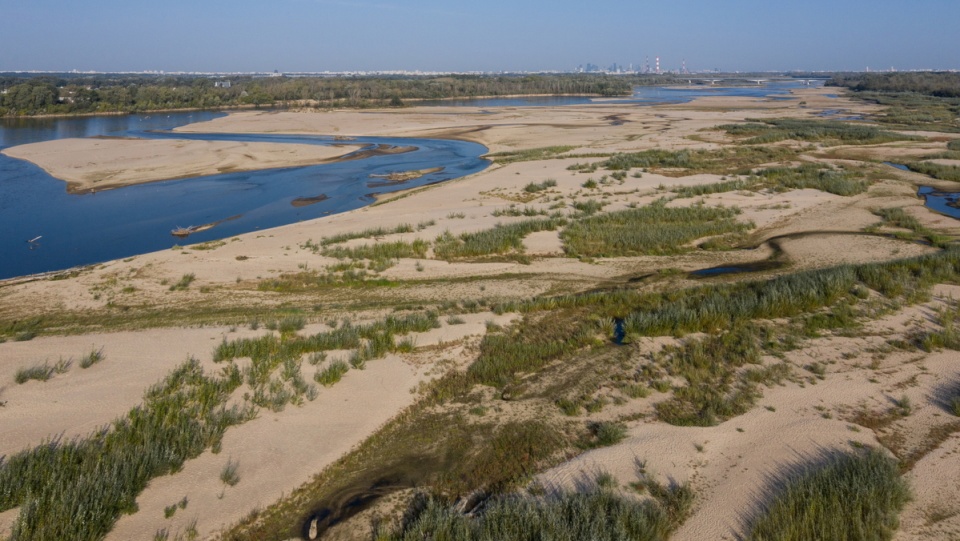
[{"left": 1, "top": 0, "right": 957, "bottom": 73}]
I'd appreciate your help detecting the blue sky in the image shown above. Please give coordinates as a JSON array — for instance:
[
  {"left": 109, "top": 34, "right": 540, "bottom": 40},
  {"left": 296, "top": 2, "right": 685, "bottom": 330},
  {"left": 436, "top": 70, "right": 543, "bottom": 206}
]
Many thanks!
[{"left": 1, "top": 0, "right": 956, "bottom": 72}]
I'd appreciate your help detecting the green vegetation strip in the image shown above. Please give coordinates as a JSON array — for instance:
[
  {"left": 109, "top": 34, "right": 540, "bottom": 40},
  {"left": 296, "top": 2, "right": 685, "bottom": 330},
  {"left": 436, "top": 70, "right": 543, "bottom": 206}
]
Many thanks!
[
  {"left": 499, "top": 250, "right": 960, "bottom": 337},
  {"left": 434, "top": 217, "right": 566, "bottom": 260},
  {"left": 485, "top": 146, "right": 577, "bottom": 164},
  {"left": 0, "top": 359, "right": 252, "bottom": 540},
  {"left": 321, "top": 239, "right": 429, "bottom": 260},
  {"left": 561, "top": 200, "right": 751, "bottom": 257},
  {"left": 747, "top": 450, "right": 910, "bottom": 541},
  {"left": 378, "top": 481, "right": 693, "bottom": 541},
  {"left": 718, "top": 118, "right": 920, "bottom": 146},
  {"left": 571, "top": 146, "right": 796, "bottom": 175},
  {"left": 309, "top": 224, "right": 415, "bottom": 247},
  {"left": 870, "top": 207, "right": 952, "bottom": 248},
  {"left": 906, "top": 161, "right": 960, "bottom": 182}
]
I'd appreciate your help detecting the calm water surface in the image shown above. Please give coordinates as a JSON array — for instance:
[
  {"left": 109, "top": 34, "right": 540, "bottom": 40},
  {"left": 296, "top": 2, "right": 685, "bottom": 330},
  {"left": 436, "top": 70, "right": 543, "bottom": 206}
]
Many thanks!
[{"left": 0, "top": 112, "right": 489, "bottom": 279}]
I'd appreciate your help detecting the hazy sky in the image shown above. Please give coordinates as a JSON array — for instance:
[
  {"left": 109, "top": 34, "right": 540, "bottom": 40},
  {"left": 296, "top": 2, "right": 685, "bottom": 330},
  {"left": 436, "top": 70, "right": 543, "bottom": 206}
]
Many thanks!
[{"left": 1, "top": 0, "right": 956, "bottom": 73}]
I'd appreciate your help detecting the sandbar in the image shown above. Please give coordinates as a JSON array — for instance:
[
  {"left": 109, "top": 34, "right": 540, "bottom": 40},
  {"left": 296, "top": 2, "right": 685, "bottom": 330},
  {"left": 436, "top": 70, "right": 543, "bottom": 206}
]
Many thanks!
[{"left": 1, "top": 137, "right": 364, "bottom": 193}]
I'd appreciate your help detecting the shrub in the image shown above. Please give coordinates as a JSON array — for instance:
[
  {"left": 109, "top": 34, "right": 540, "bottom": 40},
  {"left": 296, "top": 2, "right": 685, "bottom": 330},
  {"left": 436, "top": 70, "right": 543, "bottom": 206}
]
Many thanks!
[
  {"left": 580, "top": 421, "right": 628, "bottom": 448},
  {"left": 314, "top": 360, "right": 349, "bottom": 386},
  {"left": 220, "top": 459, "right": 241, "bottom": 487},
  {"left": 523, "top": 179, "right": 557, "bottom": 193},
  {"left": 15, "top": 363, "right": 56, "bottom": 384},
  {"left": 168, "top": 273, "right": 196, "bottom": 291},
  {"left": 79, "top": 347, "right": 105, "bottom": 369}
]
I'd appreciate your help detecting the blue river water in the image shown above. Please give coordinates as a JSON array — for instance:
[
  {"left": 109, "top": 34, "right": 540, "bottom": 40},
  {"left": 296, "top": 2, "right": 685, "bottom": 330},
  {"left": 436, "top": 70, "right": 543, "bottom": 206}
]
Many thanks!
[
  {"left": 417, "top": 80, "right": 821, "bottom": 107},
  {"left": 0, "top": 81, "right": 827, "bottom": 280},
  {"left": 0, "top": 112, "right": 490, "bottom": 279}
]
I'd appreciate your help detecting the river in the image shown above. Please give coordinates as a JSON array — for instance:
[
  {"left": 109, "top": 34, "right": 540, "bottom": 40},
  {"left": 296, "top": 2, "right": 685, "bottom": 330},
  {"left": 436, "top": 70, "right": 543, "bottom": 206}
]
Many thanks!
[
  {"left": 0, "top": 81, "right": 828, "bottom": 280},
  {"left": 0, "top": 112, "right": 489, "bottom": 280}
]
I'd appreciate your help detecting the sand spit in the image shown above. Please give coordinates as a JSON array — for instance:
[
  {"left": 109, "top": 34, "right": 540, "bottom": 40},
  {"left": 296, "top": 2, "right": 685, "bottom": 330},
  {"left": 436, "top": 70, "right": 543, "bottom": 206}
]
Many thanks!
[{"left": 1, "top": 138, "right": 363, "bottom": 193}]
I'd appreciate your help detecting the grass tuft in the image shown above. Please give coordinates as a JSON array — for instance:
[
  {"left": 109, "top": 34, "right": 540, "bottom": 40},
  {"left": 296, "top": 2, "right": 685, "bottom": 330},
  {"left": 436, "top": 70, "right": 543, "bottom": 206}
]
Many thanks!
[{"left": 747, "top": 449, "right": 910, "bottom": 541}]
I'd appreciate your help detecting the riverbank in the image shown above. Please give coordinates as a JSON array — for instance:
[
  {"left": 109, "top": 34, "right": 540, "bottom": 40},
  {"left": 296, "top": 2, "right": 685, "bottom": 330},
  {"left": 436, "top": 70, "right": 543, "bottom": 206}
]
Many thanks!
[{"left": 1, "top": 138, "right": 364, "bottom": 193}]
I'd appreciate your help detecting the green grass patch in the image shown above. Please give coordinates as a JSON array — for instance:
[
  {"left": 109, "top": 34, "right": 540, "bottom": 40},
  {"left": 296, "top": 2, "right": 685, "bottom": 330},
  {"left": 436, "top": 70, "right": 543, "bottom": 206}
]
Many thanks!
[
  {"left": 872, "top": 207, "right": 952, "bottom": 248},
  {"left": 573, "top": 146, "right": 797, "bottom": 175},
  {"left": 485, "top": 146, "right": 577, "bottom": 164},
  {"left": 747, "top": 449, "right": 910, "bottom": 541},
  {"left": 14, "top": 360, "right": 69, "bottom": 384},
  {"left": 467, "top": 311, "right": 596, "bottom": 388},
  {"left": 377, "top": 482, "right": 690, "bottom": 541},
  {"left": 906, "top": 161, "right": 960, "bottom": 182},
  {"left": 718, "top": 118, "right": 921, "bottom": 146},
  {"left": 168, "top": 273, "right": 196, "bottom": 291},
  {"left": 306, "top": 224, "right": 415, "bottom": 248},
  {"left": 578, "top": 421, "right": 628, "bottom": 449},
  {"left": 0, "top": 358, "right": 252, "bottom": 540},
  {"left": 561, "top": 200, "right": 751, "bottom": 257},
  {"left": 321, "top": 239, "right": 429, "bottom": 261},
  {"left": 434, "top": 217, "right": 566, "bottom": 260},
  {"left": 79, "top": 347, "right": 105, "bottom": 369},
  {"left": 523, "top": 179, "right": 557, "bottom": 193},
  {"left": 753, "top": 164, "right": 868, "bottom": 196},
  {"left": 651, "top": 326, "right": 789, "bottom": 426}
]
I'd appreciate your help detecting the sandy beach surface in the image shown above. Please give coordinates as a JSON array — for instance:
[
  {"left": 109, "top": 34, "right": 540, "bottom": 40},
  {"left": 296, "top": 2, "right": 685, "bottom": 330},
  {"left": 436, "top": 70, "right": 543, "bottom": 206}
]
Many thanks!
[
  {"left": 2, "top": 85, "right": 959, "bottom": 540},
  {"left": 1, "top": 138, "right": 363, "bottom": 193}
]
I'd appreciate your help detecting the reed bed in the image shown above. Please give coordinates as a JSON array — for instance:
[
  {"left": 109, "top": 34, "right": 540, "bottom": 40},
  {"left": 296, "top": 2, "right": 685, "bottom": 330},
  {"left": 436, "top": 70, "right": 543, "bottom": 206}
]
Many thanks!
[
  {"left": 651, "top": 326, "right": 789, "bottom": 426},
  {"left": 753, "top": 164, "right": 868, "bottom": 196},
  {"left": 523, "top": 179, "right": 557, "bottom": 193},
  {"left": 309, "top": 223, "right": 415, "bottom": 248},
  {"left": 0, "top": 358, "right": 252, "bottom": 540},
  {"left": 561, "top": 201, "right": 750, "bottom": 257},
  {"left": 572, "top": 146, "right": 796, "bottom": 175},
  {"left": 434, "top": 217, "right": 566, "bottom": 260},
  {"left": 485, "top": 146, "right": 577, "bottom": 164},
  {"left": 496, "top": 250, "right": 960, "bottom": 338},
  {"left": 872, "top": 207, "right": 952, "bottom": 248},
  {"left": 672, "top": 178, "right": 756, "bottom": 198},
  {"left": 378, "top": 479, "right": 692, "bottom": 541},
  {"left": 467, "top": 313, "right": 596, "bottom": 388},
  {"left": 747, "top": 450, "right": 910, "bottom": 541},
  {"left": 322, "top": 239, "right": 429, "bottom": 261},
  {"left": 906, "top": 161, "right": 960, "bottom": 182},
  {"left": 719, "top": 118, "right": 920, "bottom": 146}
]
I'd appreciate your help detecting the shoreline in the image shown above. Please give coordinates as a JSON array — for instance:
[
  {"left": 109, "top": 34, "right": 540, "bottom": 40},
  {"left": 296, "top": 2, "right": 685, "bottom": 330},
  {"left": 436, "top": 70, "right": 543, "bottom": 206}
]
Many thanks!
[{"left": 1, "top": 138, "right": 367, "bottom": 194}]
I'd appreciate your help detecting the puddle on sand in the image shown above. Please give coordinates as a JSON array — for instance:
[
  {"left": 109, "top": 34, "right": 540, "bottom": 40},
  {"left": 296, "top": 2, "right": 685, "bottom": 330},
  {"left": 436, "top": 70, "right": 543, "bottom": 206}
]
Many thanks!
[
  {"left": 918, "top": 186, "right": 960, "bottom": 219},
  {"left": 689, "top": 260, "right": 785, "bottom": 278},
  {"left": 884, "top": 162, "right": 910, "bottom": 171}
]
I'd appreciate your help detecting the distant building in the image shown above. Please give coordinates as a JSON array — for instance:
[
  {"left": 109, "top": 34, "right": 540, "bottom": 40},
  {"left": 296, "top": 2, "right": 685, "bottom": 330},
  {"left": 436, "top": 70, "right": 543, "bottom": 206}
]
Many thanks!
[{"left": 214, "top": 80, "right": 231, "bottom": 88}]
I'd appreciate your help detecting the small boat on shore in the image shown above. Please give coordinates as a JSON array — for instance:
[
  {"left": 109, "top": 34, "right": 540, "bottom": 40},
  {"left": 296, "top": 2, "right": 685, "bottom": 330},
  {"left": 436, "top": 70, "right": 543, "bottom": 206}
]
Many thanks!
[
  {"left": 171, "top": 223, "right": 214, "bottom": 238},
  {"left": 170, "top": 214, "right": 242, "bottom": 238}
]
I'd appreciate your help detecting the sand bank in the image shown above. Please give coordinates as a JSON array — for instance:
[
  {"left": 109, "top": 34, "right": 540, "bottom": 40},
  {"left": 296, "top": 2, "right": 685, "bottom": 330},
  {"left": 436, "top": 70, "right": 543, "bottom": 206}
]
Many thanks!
[{"left": 1, "top": 137, "right": 363, "bottom": 193}]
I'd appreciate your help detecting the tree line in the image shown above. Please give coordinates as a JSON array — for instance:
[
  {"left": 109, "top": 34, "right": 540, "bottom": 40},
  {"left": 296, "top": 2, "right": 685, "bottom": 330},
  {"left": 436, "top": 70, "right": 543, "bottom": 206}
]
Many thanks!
[
  {"left": 0, "top": 73, "right": 679, "bottom": 116},
  {"left": 827, "top": 72, "right": 960, "bottom": 98}
]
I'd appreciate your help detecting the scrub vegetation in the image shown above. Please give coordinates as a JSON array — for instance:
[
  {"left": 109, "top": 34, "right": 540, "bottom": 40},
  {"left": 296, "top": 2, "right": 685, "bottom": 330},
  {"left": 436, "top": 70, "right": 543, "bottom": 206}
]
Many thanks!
[{"left": 718, "top": 118, "right": 920, "bottom": 146}]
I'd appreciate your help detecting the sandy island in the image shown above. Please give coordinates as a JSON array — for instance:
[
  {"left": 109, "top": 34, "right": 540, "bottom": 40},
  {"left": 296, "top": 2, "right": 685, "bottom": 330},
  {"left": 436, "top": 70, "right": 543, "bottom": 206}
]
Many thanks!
[
  {"left": 2, "top": 86, "right": 960, "bottom": 540},
  {"left": 1, "top": 138, "right": 364, "bottom": 193}
]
